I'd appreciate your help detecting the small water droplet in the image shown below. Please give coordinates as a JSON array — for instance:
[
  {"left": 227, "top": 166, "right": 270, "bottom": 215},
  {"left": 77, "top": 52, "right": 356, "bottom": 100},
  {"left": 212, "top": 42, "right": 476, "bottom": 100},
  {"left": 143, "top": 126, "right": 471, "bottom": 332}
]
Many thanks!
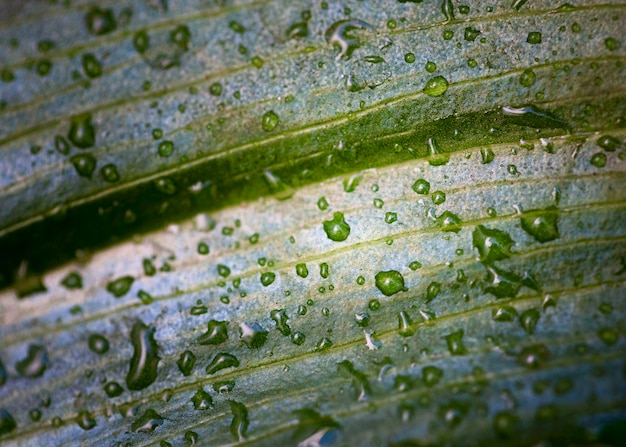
[
  {"left": 412, "top": 178, "right": 430, "bottom": 194},
  {"left": 316, "top": 337, "right": 333, "bottom": 351},
  {"left": 519, "top": 308, "right": 540, "bottom": 334},
  {"left": 68, "top": 114, "right": 95, "bottom": 149},
  {"left": 77, "top": 411, "right": 96, "bottom": 430},
  {"left": 296, "top": 263, "right": 309, "bottom": 278},
  {"left": 422, "top": 365, "right": 443, "bottom": 387},
  {"left": 88, "top": 334, "right": 109, "bottom": 354},
  {"left": 70, "top": 154, "right": 97, "bottom": 178},
  {"left": 104, "top": 381, "right": 124, "bottom": 397},
  {"left": 191, "top": 388, "right": 213, "bottom": 410},
  {"left": 520, "top": 207, "right": 559, "bottom": 243},
  {"left": 260, "top": 272, "right": 276, "bottom": 286},
  {"left": 492, "top": 305, "right": 518, "bottom": 322},
  {"left": 229, "top": 401, "right": 249, "bottom": 441},
  {"left": 261, "top": 110, "right": 279, "bottom": 131}
]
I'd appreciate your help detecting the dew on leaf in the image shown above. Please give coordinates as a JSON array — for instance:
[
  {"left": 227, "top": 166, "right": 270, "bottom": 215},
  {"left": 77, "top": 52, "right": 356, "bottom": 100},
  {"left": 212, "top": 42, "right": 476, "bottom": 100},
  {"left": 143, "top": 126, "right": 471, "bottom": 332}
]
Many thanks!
[
  {"left": 88, "top": 334, "right": 109, "bottom": 354},
  {"left": 104, "top": 381, "right": 124, "bottom": 397},
  {"left": 296, "top": 263, "right": 309, "bottom": 278},
  {"left": 154, "top": 177, "right": 177, "bottom": 195},
  {"left": 519, "top": 308, "right": 540, "bottom": 334},
  {"left": 517, "top": 344, "right": 549, "bottom": 368},
  {"left": 132, "top": 409, "right": 164, "bottom": 433},
  {"left": 436, "top": 210, "right": 462, "bottom": 233},
  {"left": 316, "top": 337, "right": 333, "bottom": 351},
  {"left": 375, "top": 270, "right": 406, "bottom": 296},
  {"left": 177, "top": 350, "right": 196, "bottom": 376},
  {"left": 412, "top": 178, "right": 430, "bottom": 195},
  {"left": 229, "top": 401, "right": 249, "bottom": 441},
  {"left": 325, "top": 19, "right": 373, "bottom": 59},
  {"left": 484, "top": 265, "right": 522, "bottom": 298},
  {"left": 409, "top": 261, "right": 422, "bottom": 270},
  {"left": 206, "top": 353, "right": 240, "bottom": 374},
  {"left": 270, "top": 309, "right": 291, "bottom": 336},
  {"left": 82, "top": 53, "right": 102, "bottom": 78},
  {"left": 197, "top": 320, "right": 229, "bottom": 345},
  {"left": 158, "top": 140, "right": 174, "bottom": 157},
  {"left": 323, "top": 212, "right": 351, "bottom": 242},
  {"left": 492, "top": 306, "right": 517, "bottom": 322},
  {"left": 422, "top": 365, "right": 443, "bottom": 387},
  {"left": 526, "top": 32, "right": 542, "bottom": 44},
  {"left": 260, "top": 272, "right": 276, "bottom": 286},
  {"left": 369, "top": 299, "right": 381, "bottom": 310},
  {"left": 423, "top": 76, "right": 449, "bottom": 96},
  {"left": 519, "top": 68, "right": 536, "bottom": 87},
  {"left": 16, "top": 345, "right": 48, "bottom": 378},
  {"left": 77, "top": 412, "right": 96, "bottom": 431},
  {"left": 444, "top": 329, "right": 467, "bottom": 355},
  {"left": 170, "top": 25, "right": 191, "bottom": 50},
  {"left": 70, "top": 154, "right": 97, "bottom": 178},
  {"left": 0, "top": 409, "right": 17, "bottom": 436},
  {"left": 239, "top": 322, "right": 268, "bottom": 349},
  {"left": 61, "top": 271, "right": 82, "bottom": 289},
  {"left": 604, "top": 37, "right": 618, "bottom": 51},
  {"left": 597, "top": 135, "right": 620, "bottom": 152},
  {"left": 464, "top": 27, "right": 481, "bottom": 41},
  {"left": 291, "top": 332, "right": 306, "bottom": 345},
  {"left": 191, "top": 388, "right": 213, "bottom": 410},
  {"left": 431, "top": 191, "right": 446, "bottom": 205},
  {"left": 598, "top": 328, "right": 619, "bottom": 345},
  {"left": 54, "top": 135, "right": 70, "bottom": 154},
  {"left": 100, "top": 163, "right": 119, "bottom": 182},
  {"left": 338, "top": 360, "right": 371, "bottom": 401},
  {"left": 520, "top": 207, "right": 559, "bottom": 243},
  {"left": 590, "top": 152, "right": 607, "bottom": 167},
  {"left": 106, "top": 275, "right": 134, "bottom": 297},
  {"left": 261, "top": 110, "right": 279, "bottom": 131},
  {"left": 398, "top": 310, "right": 415, "bottom": 337},
  {"left": 133, "top": 30, "right": 149, "bottom": 53},
  {"left": 85, "top": 7, "right": 117, "bottom": 35},
  {"left": 126, "top": 321, "right": 160, "bottom": 391},
  {"left": 426, "top": 282, "right": 441, "bottom": 302},
  {"left": 502, "top": 105, "right": 570, "bottom": 130},
  {"left": 472, "top": 225, "right": 515, "bottom": 264}
]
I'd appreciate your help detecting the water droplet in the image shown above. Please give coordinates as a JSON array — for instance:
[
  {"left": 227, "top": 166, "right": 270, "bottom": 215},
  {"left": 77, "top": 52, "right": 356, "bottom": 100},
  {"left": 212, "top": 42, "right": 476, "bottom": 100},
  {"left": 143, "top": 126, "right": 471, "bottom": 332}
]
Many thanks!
[
  {"left": 526, "top": 31, "right": 542, "bottom": 44},
  {"left": 77, "top": 411, "right": 96, "bottom": 430},
  {"left": 229, "top": 20, "right": 246, "bottom": 34},
  {"left": 16, "top": 345, "right": 48, "bottom": 378},
  {"left": 68, "top": 114, "right": 95, "bottom": 149},
  {"left": 54, "top": 135, "right": 70, "bottom": 154},
  {"left": 375, "top": 270, "right": 406, "bottom": 296},
  {"left": 70, "top": 154, "right": 97, "bottom": 178},
  {"left": 239, "top": 322, "right": 268, "bottom": 348},
  {"left": 61, "top": 271, "right": 82, "bottom": 289},
  {"left": 229, "top": 401, "right": 249, "bottom": 441},
  {"left": 270, "top": 309, "right": 291, "bottom": 336},
  {"left": 261, "top": 110, "right": 279, "bottom": 131},
  {"left": 316, "top": 337, "right": 333, "bottom": 351},
  {"left": 296, "top": 263, "right": 309, "bottom": 278},
  {"left": 520, "top": 207, "right": 559, "bottom": 243},
  {"left": 598, "top": 328, "right": 619, "bottom": 345},
  {"left": 0, "top": 358, "right": 6, "bottom": 386},
  {"left": 88, "top": 334, "right": 109, "bottom": 354},
  {"left": 337, "top": 360, "right": 371, "bottom": 401},
  {"left": 133, "top": 30, "right": 149, "bottom": 53},
  {"left": 472, "top": 224, "right": 515, "bottom": 264},
  {"left": 590, "top": 152, "right": 607, "bottom": 168},
  {"left": 126, "top": 321, "right": 160, "bottom": 391},
  {"left": 516, "top": 344, "right": 549, "bottom": 368},
  {"left": 191, "top": 388, "right": 213, "bottom": 410},
  {"left": 493, "top": 411, "right": 518, "bottom": 439},
  {"left": 597, "top": 135, "right": 620, "bottom": 152},
  {"left": 197, "top": 320, "right": 229, "bottom": 345},
  {"left": 502, "top": 105, "right": 570, "bottom": 130},
  {"left": 441, "top": 0, "right": 455, "bottom": 20},
  {"left": 85, "top": 7, "right": 117, "bottom": 35},
  {"left": 409, "top": 261, "right": 422, "bottom": 270},
  {"left": 404, "top": 52, "right": 415, "bottom": 63},
  {"left": 519, "top": 308, "right": 540, "bottom": 334},
  {"left": 492, "top": 305, "right": 517, "bottom": 322},
  {"left": 464, "top": 26, "right": 481, "bottom": 41},
  {"left": 425, "top": 282, "right": 441, "bottom": 302},
  {"left": 385, "top": 212, "right": 398, "bottom": 224},
  {"left": 106, "top": 275, "right": 134, "bottom": 297},
  {"left": 444, "top": 330, "right": 467, "bottom": 355},
  {"left": 436, "top": 210, "right": 462, "bottom": 233},
  {"left": 177, "top": 350, "right": 196, "bottom": 376},
  {"left": 423, "top": 76, "right": 449, "bottom": 97},
  {"left": 260, "top": 272, "right": 276, "bottom": 286},
  {"left": 422, "top": 365, "right": 443, "bottom": 387},
  {"left": 206, "top": 353, "right": 240, "bottom": 374},
  {"left": 104, "top": 381, "right": 124, "bottom": 397},
  {"left": 355, "top": 312, "right": 370, "bottom": 327},
  {"left": 132, "top": 409, "right": 164, "bottom": 433},
  {"left": 154, "top": 177, "right": 177, "bottom": 195},
  {"left": 323, "top": 212, "right": 351, "bottom": 242},
  {"left": 398, "top": 310, "right": 415, "bottom": 337},
  {"left": 0, "top": 409, "right": 17, "bottom": 436},
  {"left": 157, "top": 140, "right": 174, "bottom": 157},
  {"left": 440, "top": 400, "right": 468, "bottom": 427},
  {"left": 412, "top": 178, "right": 430, "bottom": 194},
  {"left": 325, "top": 19, "right": 373, "bottom": 59},
  {"left": 170, "top": 25, "right": 191, "bottom": 50},
  {"left": 484, "top": 265, "right": 522, "bottom": 298},
  {"left": 82, "top": 53, "right": 102, "bottom": 78},
  {"left": 100, "top": 163, "right": 119, "bottom": 182},
  {"left": 431, "top": 191, "right": 446, "bottom": 205},
  {"left": 291, "top": 332, "right": 306, "bottom": 345},
  {"left": 317, "top": 196, "right": 329, "bottom": 210},
  {"left": 343, "top": 174, "right": 361, "bottom": 192}
]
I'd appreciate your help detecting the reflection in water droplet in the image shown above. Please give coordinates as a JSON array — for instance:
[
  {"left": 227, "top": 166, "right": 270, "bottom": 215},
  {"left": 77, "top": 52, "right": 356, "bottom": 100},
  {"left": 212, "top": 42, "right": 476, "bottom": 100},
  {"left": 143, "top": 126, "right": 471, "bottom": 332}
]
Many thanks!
[
  {"left": 323, "top": 212, "right": 351, "bottom": 242},
  {"left": 520, "top": 207, "right": 559, "bottom": 243},
  {"left": 191, "top": 388, "right": 213, "bottom": 410},
  {"left": 375, "top": 270, "right": 406, "bottom": 296},
  {"left": 132, "top": 409, "right": 164, "bottom": 433},
  {"left": 206, "top": 353, "right": 240, "bottom": 374}
]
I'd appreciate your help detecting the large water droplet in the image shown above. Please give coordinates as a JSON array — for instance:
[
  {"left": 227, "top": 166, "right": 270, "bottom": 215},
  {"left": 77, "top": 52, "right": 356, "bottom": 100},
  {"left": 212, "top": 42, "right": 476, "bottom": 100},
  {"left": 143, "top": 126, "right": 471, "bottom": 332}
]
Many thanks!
[
  {"left": 68, "top": 114, "right": 96, "bottom": 149},
  {"left": 422, "top": 365, "right": 443, "bottom": 387},
  {"left": 472, "top": 225, "right": 515, "bottom": 264},
  {"left": 261, "top": 110, "right": 279, "bottom": 131},
  {"left": 126, "top": 321, "right": 160, "bottom": 390},
  {"left": 375, "top": 270, "right": 406, "bottom": 296},
  {"left": 423, "top": 76, "right": 449, "bottom": 97},
  {"left": 337, "top": 360, "right": 371, "bottom": 401},
  {"left": 444, "top": 329, "right": 467, "bottom": 355},
  {"left": 206, "top": 353, "right": 240, "bottom": 374},
  {"left": 197, "top": 320, "right": 229, "bottom": 345},
  {"left": 519, "top": 308, "right": 540, "bottom": 334},
  {"left": 323, "top": 212, "right": 351, "bottom": 242},
  {"left": 484, "top": 265, "right": 522, "bottom": 298},
  {"left": 239, "top": 322, "right": 268, "bottom": 349},
  {"left": 260, "top": 271, "right": 276, "bottom": 286},
  {"left": 0, "top": 409, "right": 17, "bottom": 436},
  {"left": 132, "top": 409, "right": 164, "bottom": 433},
  {"left": 270, "top": 309, "right": 291, "bottom": 336},
  {"left": 325, "top": 19, "right": 373, "bottom": 60},
  {"left": 16, "top": 345, "right": 48, "bottom": 378},
  {"left": 177, "top": 350, "right": 196, "bottom": 376},
  {"left": 70, "top": 154, "right": 97, "bottom": 178},
  {"left": 106, "top": 275, "right": 134, "bottom": 297},
  {"left": 520, "top": 207, "right": 559, "bottom": 243},
  {"left": 229, "top": 401, "right": 249, "bottom": 441},
  {"left": 191, "top": 388, "right": 213, "bottom": 410}
]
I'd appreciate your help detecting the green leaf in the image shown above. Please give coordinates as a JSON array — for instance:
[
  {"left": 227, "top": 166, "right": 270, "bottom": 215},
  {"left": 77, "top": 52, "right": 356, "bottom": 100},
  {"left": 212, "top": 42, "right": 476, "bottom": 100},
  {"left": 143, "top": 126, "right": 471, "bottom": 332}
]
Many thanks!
[{"left": 1, "top": 1, "right": 625, "bottom": 446}]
